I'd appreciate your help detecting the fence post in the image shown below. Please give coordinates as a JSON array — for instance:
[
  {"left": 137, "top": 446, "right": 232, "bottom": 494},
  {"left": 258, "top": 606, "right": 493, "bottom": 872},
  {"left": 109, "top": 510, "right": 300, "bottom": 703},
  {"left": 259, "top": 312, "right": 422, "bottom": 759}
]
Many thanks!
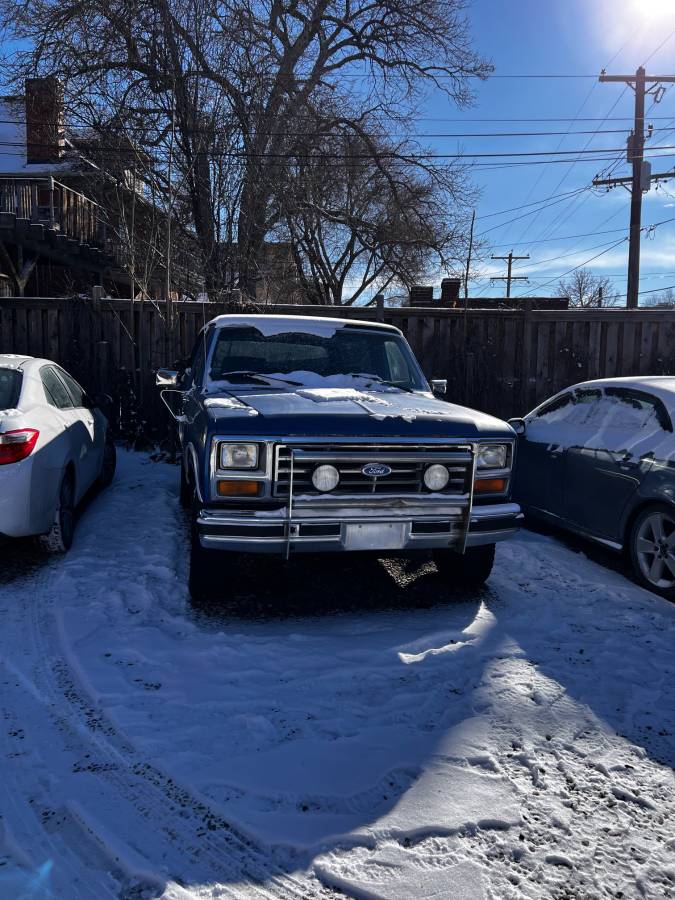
[
  {"left": 522, "top": 300, "right": 534, "bottom": 412},
  {"left": 375, "top": 293, "right": 385, "bottom": 322},
  {"left": 94, "top": 340, "right": 111, "bottom": 393}
]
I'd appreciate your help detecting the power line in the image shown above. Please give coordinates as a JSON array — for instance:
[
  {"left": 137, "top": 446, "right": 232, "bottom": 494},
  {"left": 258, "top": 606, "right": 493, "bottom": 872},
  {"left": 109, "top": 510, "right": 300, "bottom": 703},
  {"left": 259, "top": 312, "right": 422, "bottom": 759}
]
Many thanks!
[
  {"left": 507, "top": 214, "right": 675, "bottom": 276},
  {"left": 638, "top": 282, "right": 675, "bottom": 295},
  {"left": 513, "top": 237, "right": 628, "bottom": 297},
  {"left": 510, "top": 39, "right": 630, "bottom": 248},
  {"left": 406, "top": 116, "right": 675, "bottom": 122},
  {"left": 0, "top": 118, "right": 659, "bottom": 139},
  {"left": 6, "top": 117, "right": 671, "bottom": 140},
  {"left": 513, "top": 29, "right": 675, "bottom": 282},
  {"left": 508, "top": 44, "right": 628, "bottom": 242},
  {"left": 517, "top": 89, "right": 629, "bottom": 247},
  {"left": 7, "top": 138, "right": 675, "bottom": 158},
  {"left": 477, "top": 187, "right": 592, "bottom": 220},
  {"left": 299, "top": 73, "right": 606, "bottom": 80},
  {"left": 509, "top": 236, "right": 633, "bottom": 271},
  {"left": 491, "top": 225, "right": 626, "bottom": 248},
  {"left": 598, "top": 67, "right": 675, "bottom": 307},
  {"left": 476, "top": 188, "right": 595, "bottom": 236},
  {"left": 511, "top": 32, "right": 675, "bottom": 251},
  {"left": 490, "top": 251, "right": 530, "bottom": 297}
]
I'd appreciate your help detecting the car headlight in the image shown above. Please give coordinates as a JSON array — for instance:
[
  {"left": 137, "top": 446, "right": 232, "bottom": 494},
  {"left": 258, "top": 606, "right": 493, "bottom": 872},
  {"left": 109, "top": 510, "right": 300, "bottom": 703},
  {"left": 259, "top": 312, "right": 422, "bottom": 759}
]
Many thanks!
[
  {"left": 476, "top": 443, "right": 508, "bottom": 469},
  {"left": 219, "top": 442, "right": 259, "bottom": 470}
]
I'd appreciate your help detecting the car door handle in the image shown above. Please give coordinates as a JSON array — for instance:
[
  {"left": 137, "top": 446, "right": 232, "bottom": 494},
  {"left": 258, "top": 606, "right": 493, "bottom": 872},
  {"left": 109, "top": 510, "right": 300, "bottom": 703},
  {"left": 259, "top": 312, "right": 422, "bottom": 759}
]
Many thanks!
[{"left": 547, "top": 445, "right": 564, "bottom": 457}]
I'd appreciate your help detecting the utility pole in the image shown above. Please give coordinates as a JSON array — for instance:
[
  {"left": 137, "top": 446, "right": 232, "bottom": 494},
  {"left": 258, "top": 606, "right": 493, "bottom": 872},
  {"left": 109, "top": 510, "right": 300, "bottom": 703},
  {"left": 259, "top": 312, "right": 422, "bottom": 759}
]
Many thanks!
[
  {"left": 598, "top": 67, "right": 675, "bottom": 308},
  {"left": 464, "top": 209, "right": 475, "bottom": 301},
  {"left": 490, "top": 251, "right": 529, "bottom": 298}
]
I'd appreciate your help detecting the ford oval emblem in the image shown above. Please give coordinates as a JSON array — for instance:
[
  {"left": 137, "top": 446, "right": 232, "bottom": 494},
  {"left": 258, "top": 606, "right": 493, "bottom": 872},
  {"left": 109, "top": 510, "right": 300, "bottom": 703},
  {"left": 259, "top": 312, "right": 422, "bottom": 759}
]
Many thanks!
[{"left": 362, "top": 462, "right": 392, "bottom": 478}]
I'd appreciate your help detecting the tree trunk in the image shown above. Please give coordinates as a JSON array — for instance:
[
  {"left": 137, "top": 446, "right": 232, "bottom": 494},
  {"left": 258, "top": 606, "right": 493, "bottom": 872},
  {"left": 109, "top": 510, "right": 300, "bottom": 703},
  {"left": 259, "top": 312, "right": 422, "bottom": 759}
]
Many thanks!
[{"left": 237, "top": 171, "right": 270, "bottom": 302}]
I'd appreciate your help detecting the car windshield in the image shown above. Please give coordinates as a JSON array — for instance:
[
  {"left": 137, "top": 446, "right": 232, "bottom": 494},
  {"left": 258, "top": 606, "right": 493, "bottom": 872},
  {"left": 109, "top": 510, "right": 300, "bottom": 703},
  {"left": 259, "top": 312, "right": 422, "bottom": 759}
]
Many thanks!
[
  {"left": 208, "top": 325, "right": 427, "bottom": 391},
  {"left": 0, "top": 368, "right": 21, "bottom": 409}
]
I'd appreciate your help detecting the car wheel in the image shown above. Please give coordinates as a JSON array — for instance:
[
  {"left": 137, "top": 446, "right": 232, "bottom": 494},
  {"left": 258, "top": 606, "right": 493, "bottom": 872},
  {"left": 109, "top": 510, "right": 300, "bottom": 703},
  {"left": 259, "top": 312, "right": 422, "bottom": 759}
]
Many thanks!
[
  {"left": 97, "top": 436, "right": 117, "bottom": 488},
  {"left": 432, "top": 543, "right": 496, "bottom": 589},
  {"left": 629, "top": 504, "right": 675, "bottom": 600},
  {"left": 37, "top": 471, "right": 76, "bottom": 554},
  {"left": 179, "top": 458, "right": 193, "bottom": 509}
]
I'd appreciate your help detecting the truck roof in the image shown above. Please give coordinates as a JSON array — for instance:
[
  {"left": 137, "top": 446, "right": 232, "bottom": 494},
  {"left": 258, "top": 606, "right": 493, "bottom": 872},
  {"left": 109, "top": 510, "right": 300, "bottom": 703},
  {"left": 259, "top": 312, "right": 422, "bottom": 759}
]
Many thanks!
[{"left": 207, "top": 314, "right": 401, "bottom": 335}]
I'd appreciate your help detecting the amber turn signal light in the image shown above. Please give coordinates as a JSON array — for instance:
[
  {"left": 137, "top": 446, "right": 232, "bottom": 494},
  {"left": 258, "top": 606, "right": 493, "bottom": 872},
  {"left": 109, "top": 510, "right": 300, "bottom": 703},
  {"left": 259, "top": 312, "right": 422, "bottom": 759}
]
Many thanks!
[
  {"left": 473, "top": 477, "right": 507, "bottom": 494},
  {"left": 216, "top": 480, "right": 261, "bottom": 497}
]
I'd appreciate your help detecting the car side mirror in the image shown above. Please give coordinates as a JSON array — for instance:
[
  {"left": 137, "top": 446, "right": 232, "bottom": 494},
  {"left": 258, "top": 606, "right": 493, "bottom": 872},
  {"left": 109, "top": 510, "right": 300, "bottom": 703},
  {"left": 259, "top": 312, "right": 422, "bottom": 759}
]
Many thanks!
[
  {"left": 430, "top": 378, "right": 447, "bottom": 397},
  {"left": 508, "top": 417, "right": 526, "bottom": 435},
  {"left": 156, "top": 368, "right": 179, "bottom": 387}
]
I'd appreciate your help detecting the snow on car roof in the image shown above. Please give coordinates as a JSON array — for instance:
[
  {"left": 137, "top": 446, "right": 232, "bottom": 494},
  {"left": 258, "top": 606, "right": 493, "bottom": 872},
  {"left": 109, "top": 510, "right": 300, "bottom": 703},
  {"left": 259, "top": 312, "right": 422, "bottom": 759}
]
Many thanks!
[
  {"left": 573, "top": 376, "right": 675, "bottom": 411},
  {"left": 0, "top": 354, "right": 34, "bottom": 369},
  {"left": 207, "top": 314, "right": 401, "bottom": 336}
]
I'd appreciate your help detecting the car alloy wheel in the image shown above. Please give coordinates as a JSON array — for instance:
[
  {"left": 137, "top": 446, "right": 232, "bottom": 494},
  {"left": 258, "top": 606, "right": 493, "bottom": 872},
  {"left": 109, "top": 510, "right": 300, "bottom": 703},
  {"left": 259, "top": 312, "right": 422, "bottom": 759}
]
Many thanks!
[{"left": 634, "top": 509, "right": 675, "bottom": 590}]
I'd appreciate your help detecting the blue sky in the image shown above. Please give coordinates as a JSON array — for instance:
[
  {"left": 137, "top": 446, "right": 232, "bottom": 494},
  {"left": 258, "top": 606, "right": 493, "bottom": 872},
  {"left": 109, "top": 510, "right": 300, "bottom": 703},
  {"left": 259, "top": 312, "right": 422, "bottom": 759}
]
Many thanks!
[{"left": 417, "top": 0, "right": 675, "bottom": 302}]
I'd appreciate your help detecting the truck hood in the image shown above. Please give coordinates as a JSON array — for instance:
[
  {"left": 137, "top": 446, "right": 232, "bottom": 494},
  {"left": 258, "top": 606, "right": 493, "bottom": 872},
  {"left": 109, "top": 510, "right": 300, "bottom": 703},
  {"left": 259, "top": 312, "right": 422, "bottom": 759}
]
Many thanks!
[{"left": 202, "top": 387, "right": 513, "bottom": 439}]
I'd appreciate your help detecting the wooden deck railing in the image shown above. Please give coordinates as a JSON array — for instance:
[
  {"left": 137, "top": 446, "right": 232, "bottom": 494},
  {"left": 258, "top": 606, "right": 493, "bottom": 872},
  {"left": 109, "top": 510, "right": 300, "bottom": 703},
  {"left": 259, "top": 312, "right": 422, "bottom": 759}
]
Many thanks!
[{"left": 0, "top": 176, "right": 106, "bottom": 247}]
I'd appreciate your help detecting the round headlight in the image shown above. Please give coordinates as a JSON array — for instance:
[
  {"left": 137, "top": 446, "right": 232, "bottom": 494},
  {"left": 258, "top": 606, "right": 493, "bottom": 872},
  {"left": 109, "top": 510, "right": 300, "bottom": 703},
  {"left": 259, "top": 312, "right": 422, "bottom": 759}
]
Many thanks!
[
  {"left": 424, "top": 464, "right": 450, "bottom": 492},
  {"left": 312, "top": 464, "right": 340, "bottom": 492}
]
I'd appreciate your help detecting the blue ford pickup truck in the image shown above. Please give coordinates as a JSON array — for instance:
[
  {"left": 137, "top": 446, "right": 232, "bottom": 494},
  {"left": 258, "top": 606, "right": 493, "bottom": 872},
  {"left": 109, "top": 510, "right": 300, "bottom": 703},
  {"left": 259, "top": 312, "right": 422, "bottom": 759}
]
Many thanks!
[{"left": 157, "top": 315, "right": 522, "bottom": 601}]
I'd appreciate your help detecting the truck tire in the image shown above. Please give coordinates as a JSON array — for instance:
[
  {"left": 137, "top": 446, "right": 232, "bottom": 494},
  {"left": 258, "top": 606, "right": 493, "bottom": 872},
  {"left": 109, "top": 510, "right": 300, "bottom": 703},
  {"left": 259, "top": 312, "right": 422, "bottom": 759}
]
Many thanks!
[
  {"left": 187, "top": 498, "right": 221, "bottom": 603},
  {"left": 188, "top": 531, "right": 220, "bottom": 603},
  {"left": 179, "top": 458, "right": 193, "bottom": 509},
  {"left": 432, "top": 544, "right": 496, "bottom": 589}
]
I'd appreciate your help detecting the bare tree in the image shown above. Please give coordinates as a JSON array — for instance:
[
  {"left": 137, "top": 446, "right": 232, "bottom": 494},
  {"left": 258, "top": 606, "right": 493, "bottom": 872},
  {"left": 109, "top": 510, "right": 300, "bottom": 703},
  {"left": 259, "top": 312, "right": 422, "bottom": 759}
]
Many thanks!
[
  {"left": 642, "top": 287, "right": 675, "bottom": 308},
  {"left": 0, "top": 0, "right": 490, "bottom": 299},
  {"left": 557, "top": 269, "right": 620, "bottom": 308},
  {"left": 281, "top": 119, "right": 475, "bottom": 304}
]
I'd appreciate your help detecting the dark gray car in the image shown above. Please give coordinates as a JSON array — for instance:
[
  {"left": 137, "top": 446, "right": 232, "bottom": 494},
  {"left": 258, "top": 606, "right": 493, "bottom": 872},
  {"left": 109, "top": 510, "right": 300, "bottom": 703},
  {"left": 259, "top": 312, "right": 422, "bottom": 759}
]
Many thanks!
[{"left": 511, "top": 377, "right": 675, "bottom": 600}]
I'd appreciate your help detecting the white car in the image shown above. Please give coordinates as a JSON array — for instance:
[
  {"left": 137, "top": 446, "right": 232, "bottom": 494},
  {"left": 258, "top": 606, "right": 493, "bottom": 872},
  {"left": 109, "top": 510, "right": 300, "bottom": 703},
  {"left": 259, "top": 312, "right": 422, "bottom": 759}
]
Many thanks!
[{"left": 0, "top": 355, "right": 116, "bottom": 552}]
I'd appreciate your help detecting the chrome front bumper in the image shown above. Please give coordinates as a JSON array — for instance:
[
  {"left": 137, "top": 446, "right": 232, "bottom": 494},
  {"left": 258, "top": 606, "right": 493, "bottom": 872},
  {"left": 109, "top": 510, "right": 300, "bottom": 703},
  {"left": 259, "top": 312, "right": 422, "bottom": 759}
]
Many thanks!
[{"left": 197, "top": 501, "right": 522, "bottom": 555}]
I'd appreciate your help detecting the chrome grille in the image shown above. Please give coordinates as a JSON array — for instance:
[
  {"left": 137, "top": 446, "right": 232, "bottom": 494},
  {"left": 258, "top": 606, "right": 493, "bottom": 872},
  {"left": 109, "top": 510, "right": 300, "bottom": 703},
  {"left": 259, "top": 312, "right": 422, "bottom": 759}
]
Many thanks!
[{"left": 274, "top": 442, "right": 474, "bottom": 498}]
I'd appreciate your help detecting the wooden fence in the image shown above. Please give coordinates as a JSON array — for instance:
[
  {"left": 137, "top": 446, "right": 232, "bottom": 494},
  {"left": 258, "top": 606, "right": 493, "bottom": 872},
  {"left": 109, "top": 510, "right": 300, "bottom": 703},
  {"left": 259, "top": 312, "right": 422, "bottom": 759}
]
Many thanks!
[{"left": 2, "top": 295, "right": 675, "bottom": 438}]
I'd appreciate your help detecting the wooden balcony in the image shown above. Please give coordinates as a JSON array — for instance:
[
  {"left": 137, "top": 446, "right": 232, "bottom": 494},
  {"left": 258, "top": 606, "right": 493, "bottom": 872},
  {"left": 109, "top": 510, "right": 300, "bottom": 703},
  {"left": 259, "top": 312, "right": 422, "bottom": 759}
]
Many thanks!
[{"left": 0, "top": 175, "right": 107, "bottom": 247}]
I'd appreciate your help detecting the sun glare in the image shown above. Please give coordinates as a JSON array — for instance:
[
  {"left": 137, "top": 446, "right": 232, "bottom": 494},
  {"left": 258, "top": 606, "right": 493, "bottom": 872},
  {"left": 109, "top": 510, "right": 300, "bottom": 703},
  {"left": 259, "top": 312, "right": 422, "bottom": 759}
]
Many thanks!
[{"left": 631, "top": 0, "right": 675, "bottom": 21}]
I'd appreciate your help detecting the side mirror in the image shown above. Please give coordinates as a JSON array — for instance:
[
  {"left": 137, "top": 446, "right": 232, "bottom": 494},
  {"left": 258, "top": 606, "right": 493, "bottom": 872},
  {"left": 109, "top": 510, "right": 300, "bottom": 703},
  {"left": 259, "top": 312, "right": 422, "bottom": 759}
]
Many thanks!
[
  {"left": 430, "top": 378, "right": 447, "bottom": 397},
  {"left": 508, "top": 417, "right": 526, "bottom": 435},
  {"left": 156, "top": 368, "right": 179, "bottom": 387}
]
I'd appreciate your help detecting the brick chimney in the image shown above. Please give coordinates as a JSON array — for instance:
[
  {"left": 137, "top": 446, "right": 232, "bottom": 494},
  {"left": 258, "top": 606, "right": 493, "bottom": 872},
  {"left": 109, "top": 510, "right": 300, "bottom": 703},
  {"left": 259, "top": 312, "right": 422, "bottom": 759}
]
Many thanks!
[
  {"left": 25, "top": 77, "right": 65, "bottom": 165},
  {"left": 440, "top": 277, "right": 461, "bottom": 306},
  {"left": 409, "top": 285, "right": 434, "bottom": 307}
]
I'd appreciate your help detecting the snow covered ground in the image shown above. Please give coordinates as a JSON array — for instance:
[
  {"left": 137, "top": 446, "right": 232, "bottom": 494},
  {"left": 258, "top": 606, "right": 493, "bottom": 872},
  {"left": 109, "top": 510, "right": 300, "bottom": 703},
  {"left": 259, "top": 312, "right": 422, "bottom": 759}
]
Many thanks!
[{"left": 0, "top": 451, "right": 674, "bottom": 900}]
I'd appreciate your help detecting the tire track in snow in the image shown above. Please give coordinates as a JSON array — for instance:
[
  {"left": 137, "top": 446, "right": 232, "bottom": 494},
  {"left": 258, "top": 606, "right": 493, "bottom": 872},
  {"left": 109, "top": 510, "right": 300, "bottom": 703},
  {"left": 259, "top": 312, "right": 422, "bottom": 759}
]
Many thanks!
[{"left": 0, "top": 480, "right": 337, "bottom": 899}]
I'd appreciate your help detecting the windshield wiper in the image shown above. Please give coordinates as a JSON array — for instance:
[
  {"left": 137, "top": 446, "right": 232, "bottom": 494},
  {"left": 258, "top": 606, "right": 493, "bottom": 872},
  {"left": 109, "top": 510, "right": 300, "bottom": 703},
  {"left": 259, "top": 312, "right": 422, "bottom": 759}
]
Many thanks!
[
  {"left": 215, "top": 370, "right": 303, "bottom": 387},
  {"left": 348, "top": 373, "right": 415, "bottom": 394}
]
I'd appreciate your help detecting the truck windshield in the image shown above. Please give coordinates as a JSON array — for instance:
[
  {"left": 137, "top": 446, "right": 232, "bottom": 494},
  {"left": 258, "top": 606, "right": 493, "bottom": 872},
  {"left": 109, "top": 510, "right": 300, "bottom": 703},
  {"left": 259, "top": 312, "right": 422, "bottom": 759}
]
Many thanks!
[
  {"left": 0, "top": 368, "right": 21, "bottom": 409},
  {"left": 208, "top": 325, "right": 427, "bottom": 391}
]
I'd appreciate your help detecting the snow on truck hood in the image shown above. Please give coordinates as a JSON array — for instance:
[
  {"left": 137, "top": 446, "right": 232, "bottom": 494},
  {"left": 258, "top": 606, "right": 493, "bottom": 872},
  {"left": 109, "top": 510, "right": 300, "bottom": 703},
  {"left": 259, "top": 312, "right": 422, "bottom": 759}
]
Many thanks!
[{"left": 203, "top": 384, "right": 511, "bottom": 436}]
